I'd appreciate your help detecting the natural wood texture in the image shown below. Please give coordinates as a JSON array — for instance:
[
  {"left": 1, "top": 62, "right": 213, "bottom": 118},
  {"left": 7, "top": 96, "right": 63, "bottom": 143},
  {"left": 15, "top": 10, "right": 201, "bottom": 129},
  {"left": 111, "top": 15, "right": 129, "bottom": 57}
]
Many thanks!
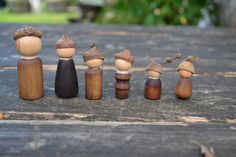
[
  {"left": 56, "top": 48, "right": 76, "bottom": 59},
  {"left": 55, "top": 59, "right": 78, "bottom": 98},
  {"left": 85, "top": 68, "right": 102, "bottom": 100},
  {"left": 176, "top": 78, "right": 192, "bottom": 100},
  {"left": 115, "top": 72, "right": 131, "bottom": 99},
  {"left": 144, "top": 78, "right": 161, "bottom": 100},
  {"left": 85, "top": 59, "right": 103, "bottom": 68},
  {"left": 17, "top": 57, "right": 44, "bottom": 100},
  {"left": 16, "top": 37, "right": 42, "bottom": 57},
  {"left": 0, "top": 121, "right": 236, "bottom": 157}
]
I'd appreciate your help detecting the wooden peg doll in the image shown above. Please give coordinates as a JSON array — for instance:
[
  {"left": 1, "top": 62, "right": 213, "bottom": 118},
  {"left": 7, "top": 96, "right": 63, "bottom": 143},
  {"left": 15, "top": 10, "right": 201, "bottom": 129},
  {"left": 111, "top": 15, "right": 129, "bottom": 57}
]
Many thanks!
[
  {"left": 175, "top": 56, "right": 199, "bottom": 100},
  {"left": 144, "top": 62, "right": 163, "bottom": 100},
  {"left": 13, "top": 26, "right": 44, "bottom": 100},
  {"left": 83, "top": 43, "right": 104, "bottom": 100},
  {"left": 114, "top": 49, "right": 134, "bottom": 99},
  {"left": 55, "top": 35, "right": 78, "bottom": 98},
  {"left": 144, "top": 53, "right": 181, "bottom": 100}
]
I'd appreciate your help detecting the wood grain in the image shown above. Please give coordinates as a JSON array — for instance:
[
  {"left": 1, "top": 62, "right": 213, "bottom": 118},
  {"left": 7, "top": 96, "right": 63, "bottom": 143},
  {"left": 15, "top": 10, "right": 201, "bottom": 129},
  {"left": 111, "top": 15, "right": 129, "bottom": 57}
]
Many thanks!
[
  {"left": 85, "top": 68, "right": 102, "bottom": 100},
  {"left": 115, "top": 72, "right": 131, "bottom": 99},
  {"left": 144, "top": 78, "right": 162, "bottom": 100},
  {"left": 175, "top": 78, "right": 192, "bottom": 100},
  {"left": 17, "top": 57, "right": 44, "bottom": 100},
  {"left": 55, "top": 59, "right": 78, "bottom": 98}
]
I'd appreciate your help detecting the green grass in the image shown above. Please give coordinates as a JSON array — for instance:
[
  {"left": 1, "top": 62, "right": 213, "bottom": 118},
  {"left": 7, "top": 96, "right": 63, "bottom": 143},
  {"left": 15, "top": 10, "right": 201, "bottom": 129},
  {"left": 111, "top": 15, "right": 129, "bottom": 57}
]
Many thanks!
[{"left": 0, "top": 10, "right": 80, "bottom": 24}]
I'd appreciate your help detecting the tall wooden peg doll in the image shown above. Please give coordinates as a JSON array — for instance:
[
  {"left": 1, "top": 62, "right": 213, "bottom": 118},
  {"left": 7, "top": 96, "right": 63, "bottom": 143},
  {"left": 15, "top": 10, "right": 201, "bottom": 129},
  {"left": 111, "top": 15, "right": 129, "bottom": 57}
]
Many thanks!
[
  {"left": 144, "top": 53, "right": 181, "bottom": 100},
  {"left": 55, "top": 35, "right": 78, "bottom": 98},
  {"left": 114, "top": 49, "right": 134, "bottom": 99},
  {"left": 175, "top": 56, "right": 199, "bottom": 100},
  {"left": 13, "top": 26, "right": 44, "bottom": 100},
  {"left": 83, "top": 43, "right": 104, "bottom": 100}
]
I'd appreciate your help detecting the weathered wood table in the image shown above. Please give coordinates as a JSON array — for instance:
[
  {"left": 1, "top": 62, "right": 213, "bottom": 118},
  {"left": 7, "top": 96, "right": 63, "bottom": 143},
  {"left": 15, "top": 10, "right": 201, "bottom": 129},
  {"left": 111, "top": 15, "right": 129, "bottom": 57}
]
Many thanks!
[{"left": 0, "top": 24, "right": 236, "bottom": 157}]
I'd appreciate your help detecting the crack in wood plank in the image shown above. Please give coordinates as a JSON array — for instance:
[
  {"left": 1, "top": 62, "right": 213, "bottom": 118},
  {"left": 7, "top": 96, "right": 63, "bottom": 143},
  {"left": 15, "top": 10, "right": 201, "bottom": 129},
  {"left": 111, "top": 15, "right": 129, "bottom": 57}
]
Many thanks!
[
  {"left": 1, "top": 65, "right": 236, "bottom": 77},
  {"left": 1, "top": 111, "right": 234, "bottom": 125},
  {"left": 0, "top": 119, "right": 188, "bottom": 126},
  {"left": 178, "top": 116, "right": 209, "bottom": 123},
  {"left": 0, "top": 65, "right": 174, "bottom": 72}
]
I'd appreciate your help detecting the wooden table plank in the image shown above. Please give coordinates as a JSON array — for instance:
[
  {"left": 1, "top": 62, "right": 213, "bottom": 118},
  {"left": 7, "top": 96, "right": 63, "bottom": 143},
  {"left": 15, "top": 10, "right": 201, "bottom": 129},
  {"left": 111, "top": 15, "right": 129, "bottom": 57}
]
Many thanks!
[
  {"left": 0, "top": 70, "right": 235, "bottom": 122},
  {"left": 0, "top": 121, "right": 236, "bottom": 157}
]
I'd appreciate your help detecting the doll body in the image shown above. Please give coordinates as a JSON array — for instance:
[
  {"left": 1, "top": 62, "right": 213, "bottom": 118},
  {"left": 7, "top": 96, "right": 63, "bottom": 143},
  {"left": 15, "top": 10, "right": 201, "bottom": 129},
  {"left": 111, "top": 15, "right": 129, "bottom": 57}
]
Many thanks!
[
  {"left": 55, "top": 59, "right": 78, "bottom": 98},
  {"left": 145, "top": 77, "right": 161, "bottom": 100}
]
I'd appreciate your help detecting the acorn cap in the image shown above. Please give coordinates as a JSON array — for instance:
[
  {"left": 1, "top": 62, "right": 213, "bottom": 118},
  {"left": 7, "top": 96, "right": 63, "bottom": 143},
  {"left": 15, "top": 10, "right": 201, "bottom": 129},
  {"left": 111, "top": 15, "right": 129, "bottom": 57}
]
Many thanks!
[
  {"left": 13, "top": 26, "right": 42, "bottom": 41},
  {"left": 83, "top": 43, "right": 104, "bottom": 62},
  {"left": 147, "top": 62, "right": 163, "bottom": 74},
  {"left": 115, "top": 49, "right": 134, "bottom": 65},
  {"left": 56, "top": 35, "right": 76, "bottom": 49},
  {"left": 177, "top": 61, "right": 195, "bottom": 73}
]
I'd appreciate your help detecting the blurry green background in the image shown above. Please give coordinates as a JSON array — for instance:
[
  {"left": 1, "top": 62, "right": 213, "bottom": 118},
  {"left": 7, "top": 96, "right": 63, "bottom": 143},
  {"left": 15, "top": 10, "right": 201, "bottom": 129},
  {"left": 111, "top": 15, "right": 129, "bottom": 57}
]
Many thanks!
[{"left": 0, "top": 0, "right": 235, "bottom": 27}]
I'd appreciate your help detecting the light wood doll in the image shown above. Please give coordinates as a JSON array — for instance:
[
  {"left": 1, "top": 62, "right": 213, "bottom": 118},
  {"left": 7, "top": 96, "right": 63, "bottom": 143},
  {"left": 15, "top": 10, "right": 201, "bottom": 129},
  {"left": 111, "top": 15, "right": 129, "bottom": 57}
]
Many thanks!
[
  {"left": 13, "top": 26, "right": 44, "bottom": 100},
  {"left": 175, "top": 56, "right": 199, "bottom": 99},
  {"left": 83, "top": 43, "right": 104, "bottom": 100}
]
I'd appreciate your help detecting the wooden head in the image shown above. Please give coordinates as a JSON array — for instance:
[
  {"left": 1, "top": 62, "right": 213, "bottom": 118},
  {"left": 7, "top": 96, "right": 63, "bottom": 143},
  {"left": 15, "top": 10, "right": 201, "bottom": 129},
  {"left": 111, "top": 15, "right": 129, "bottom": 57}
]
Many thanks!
[
  {"left": 13, "top": 26, "right": 42, "bottom": 58},
  {"left": 56, "top": 35, "right": 76, "bottom": 60},
  {"left": 178, "top": 69, "right": 193, "bottom": 78},
  {"left": 115, "top": 49, "right": 134, "bottom": 72},
  {"left": 177, "top": 56, "right": 199, "bottom": 78},
  {"left": 147, "top": 62, "right": 162, "bottom": 78},
  {"left": 83, "top": 43, "right": 104, "bottom": 68}
]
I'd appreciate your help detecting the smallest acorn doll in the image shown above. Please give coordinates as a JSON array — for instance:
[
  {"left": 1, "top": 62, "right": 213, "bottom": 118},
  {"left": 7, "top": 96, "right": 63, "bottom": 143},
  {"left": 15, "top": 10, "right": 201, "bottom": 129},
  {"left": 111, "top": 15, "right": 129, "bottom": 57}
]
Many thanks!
[
  {"left": 83, "top": 43, "right": 104, "bottom": 100},
  {"left": 175, "top": 56, "right": 199, "bottom": 99},
  {"left": 114, "top": 49, "right": 134, "bottom": 99}
]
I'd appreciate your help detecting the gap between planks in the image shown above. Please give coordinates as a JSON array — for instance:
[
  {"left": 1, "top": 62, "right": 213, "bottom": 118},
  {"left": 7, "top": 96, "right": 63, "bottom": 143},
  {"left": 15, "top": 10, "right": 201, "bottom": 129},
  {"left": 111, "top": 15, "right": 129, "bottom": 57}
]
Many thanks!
[{"left": 1, "top": 65, "right": 236, "bottom": 77}]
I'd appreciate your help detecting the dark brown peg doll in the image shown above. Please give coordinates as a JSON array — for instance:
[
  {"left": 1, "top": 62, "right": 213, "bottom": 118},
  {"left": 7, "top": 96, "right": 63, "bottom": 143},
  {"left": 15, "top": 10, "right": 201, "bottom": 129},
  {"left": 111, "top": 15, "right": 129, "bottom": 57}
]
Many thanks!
[
  {"left": 175, "top": 56, "right": 199, "bottom": 99},
  {"left": 83, "top": 43, "right": 104, "bottom": 100},
  {"left": 55, "top": 35, "right": 78, "bottom": 98},
  {"left": 144, "top": 62, "right": 162, "bottom": 100},
  {"left": 13, "top": 26, "right": 44, "bottom": 100},
  {"left": 114, "top": 49, "right": 134, "bottom": 99},
  {"left": 144, "top": 53, "right": 181, "bottom": 100}
]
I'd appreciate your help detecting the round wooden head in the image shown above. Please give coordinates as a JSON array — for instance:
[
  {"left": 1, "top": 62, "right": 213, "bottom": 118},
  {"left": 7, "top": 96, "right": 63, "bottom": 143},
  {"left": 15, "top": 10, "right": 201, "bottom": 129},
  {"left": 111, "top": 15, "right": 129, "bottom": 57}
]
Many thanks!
[
  {"left": 178, "top": 69, "right": 193, "bottom": 78},
  {"left": 56, "top": 35, "right": 76, "bottom": 60},
  {"left": 115, "top": 49, "right": 134, "bottom": 71},
  {"left": 147, "top": 62, "right": 162, "bottom": 78},
  {"left": 177, "top": 61, "right": 195, "bottom": 78},
  {"left": 83, "top": 43, "right": 104, "bottom": 68},
  {"left": 13, "top": 26, "right": 42, "bottom": 57}
]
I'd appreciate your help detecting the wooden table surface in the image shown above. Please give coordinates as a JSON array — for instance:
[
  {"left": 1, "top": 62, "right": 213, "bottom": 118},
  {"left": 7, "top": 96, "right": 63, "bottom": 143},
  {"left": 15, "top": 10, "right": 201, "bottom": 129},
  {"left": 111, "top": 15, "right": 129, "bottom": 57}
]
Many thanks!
[{"left": 0, "top": 24, "right": 236, "bottom": 157}]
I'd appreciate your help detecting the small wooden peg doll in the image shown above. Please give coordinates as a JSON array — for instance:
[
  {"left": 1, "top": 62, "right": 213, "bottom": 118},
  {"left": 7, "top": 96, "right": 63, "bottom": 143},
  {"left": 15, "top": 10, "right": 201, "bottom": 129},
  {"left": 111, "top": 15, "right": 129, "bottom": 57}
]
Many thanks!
[
  {"left": 144, "top": 53, "right": 181, "bottom": 100},
  {"left": 144, "top": 62, "right": 163, "bottom": 100},
  {"left": 114, "top": 49, "right": 134, "bottom": 99},
  {"left": 83, "top": 43, "right": 104, "bottom": 100},
  {"left": 13, "top": 26, "right": 44, "bottom": 100},
  {"left": 175, "top": 56, "right": 199, "bottom": 100},
  {"left": 55, "top": 35, "right": 78, "bottom": 98}
]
